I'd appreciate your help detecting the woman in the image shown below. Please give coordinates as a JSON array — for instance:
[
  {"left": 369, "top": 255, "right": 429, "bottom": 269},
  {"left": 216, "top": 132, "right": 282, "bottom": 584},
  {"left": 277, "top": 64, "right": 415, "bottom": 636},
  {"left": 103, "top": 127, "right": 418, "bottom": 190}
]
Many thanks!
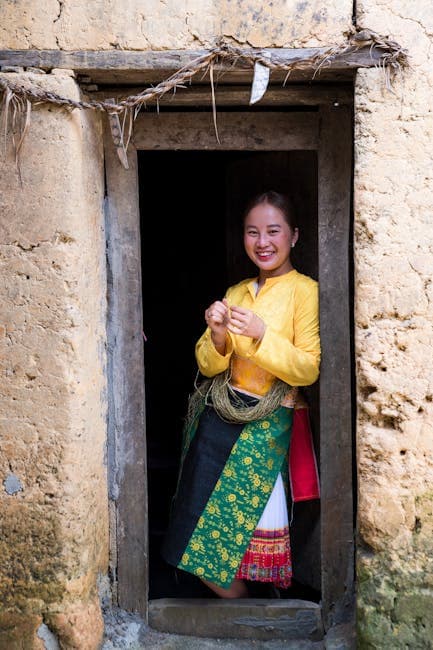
[{"left": 162, "top": 190, "right": 321, "bottom": 598}]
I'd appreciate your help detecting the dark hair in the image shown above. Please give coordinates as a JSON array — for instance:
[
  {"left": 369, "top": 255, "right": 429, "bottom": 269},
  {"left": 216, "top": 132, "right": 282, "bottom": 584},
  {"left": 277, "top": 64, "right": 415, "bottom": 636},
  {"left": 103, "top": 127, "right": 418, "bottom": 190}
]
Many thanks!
[{"left": 243, "top": 190, "right": 297, "bottom": 230}]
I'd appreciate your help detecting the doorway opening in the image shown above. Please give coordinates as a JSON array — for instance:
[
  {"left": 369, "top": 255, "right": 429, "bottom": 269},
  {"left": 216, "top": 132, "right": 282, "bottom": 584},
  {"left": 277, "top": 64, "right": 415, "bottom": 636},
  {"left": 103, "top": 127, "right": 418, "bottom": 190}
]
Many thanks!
[{"left": 138, "top": 149, "right": 321, "bottom": 601}]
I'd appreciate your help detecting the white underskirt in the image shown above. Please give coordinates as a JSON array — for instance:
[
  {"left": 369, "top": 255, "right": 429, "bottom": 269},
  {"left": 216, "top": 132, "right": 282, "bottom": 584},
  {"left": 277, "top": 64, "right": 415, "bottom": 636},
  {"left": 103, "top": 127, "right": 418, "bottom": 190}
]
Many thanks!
[{"left": 256, "top": 472, "right": 289, "bottom": 530}]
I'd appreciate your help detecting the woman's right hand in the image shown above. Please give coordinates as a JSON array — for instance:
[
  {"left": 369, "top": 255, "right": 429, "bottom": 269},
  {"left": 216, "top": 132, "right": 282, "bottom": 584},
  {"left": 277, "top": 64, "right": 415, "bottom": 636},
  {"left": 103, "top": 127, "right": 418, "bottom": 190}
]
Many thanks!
[{"left": 205, "top": 298, "right": 230, "bottom": 353}]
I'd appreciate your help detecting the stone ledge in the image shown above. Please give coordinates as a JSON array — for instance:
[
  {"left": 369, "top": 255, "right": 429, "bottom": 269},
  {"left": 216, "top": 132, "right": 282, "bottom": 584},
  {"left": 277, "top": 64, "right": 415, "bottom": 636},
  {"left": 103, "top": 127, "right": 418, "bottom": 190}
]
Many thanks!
[{"left": 148, "top": 598, "right": 323, "bottom": 641}]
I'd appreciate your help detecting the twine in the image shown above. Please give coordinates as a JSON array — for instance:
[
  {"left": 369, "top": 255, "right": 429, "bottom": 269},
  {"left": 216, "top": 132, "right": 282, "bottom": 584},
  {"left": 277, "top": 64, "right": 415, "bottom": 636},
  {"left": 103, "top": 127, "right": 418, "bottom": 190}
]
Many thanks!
[
  {"left": 0, "top": 28, "right": 409, "bottom": 178},
  {"left": 186, "top": 367, "right": 291, "bottom": 426},
  {"left": 0, "top": 29, "right": 408, "bottom": 116}
]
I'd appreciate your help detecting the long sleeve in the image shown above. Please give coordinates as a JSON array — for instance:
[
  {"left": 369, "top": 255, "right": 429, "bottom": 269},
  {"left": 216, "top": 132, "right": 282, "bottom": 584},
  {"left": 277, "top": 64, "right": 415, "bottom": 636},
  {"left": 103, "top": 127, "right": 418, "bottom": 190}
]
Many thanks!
[
  {"left": 195, "top": 329, "right": 234, "bottom": 377},
  {"left": 195, "top": 270, "right": 321, "bottom": 388},
  {"left": 245, "top": 281, "right": 320, "bottom": 386}
]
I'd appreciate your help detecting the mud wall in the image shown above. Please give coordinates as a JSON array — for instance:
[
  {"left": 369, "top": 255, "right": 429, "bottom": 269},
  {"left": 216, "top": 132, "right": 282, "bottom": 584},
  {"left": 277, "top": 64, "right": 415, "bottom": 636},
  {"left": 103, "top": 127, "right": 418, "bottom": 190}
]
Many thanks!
[
  {"left": 0, "top": 71, "right": 107, "bottom": 648},
  {"left": 354, "top": 2, "right": 433, "bottom": 647}
]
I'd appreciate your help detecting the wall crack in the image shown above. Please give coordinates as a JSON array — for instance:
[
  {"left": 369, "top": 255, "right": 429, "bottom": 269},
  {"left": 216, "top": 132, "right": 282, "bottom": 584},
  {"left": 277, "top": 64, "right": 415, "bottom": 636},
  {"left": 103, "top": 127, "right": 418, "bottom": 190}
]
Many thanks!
[{"left": 37, "top": 623, "right": 60, "bottom": 650}]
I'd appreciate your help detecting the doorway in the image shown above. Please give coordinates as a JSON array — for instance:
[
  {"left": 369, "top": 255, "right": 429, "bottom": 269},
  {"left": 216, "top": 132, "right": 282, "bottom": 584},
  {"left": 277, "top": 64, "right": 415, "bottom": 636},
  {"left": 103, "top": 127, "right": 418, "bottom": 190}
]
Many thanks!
[
  {"left": 104, "top": 98, "right": 354, "bottom": 634},
  {"left": 139, "top": 150, "right": 321, "bottom": 601}
]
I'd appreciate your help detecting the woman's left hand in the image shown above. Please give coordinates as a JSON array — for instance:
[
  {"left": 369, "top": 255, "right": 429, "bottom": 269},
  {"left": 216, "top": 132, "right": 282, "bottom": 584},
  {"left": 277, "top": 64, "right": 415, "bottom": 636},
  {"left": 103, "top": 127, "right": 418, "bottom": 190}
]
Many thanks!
[{"left": 227, "top": 306, "right": 266, "bottom": 341}]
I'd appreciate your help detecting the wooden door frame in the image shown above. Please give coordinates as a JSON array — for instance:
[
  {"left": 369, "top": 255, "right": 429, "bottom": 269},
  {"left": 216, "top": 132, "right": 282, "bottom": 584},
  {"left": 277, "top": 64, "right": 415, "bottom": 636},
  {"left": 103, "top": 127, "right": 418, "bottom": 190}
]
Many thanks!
[{"left": 103, "top": 88, "right": 354, "bottom": 636}]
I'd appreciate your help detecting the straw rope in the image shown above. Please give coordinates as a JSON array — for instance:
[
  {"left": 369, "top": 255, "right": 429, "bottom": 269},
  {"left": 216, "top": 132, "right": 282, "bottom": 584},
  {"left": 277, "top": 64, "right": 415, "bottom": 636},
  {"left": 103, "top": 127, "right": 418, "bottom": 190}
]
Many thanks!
[
  {"left": 186, "top": 368, "right": 291, "bottom": 426},
  {"left": 0, "top": 27, "right": 409, "bottom": 176},
  {"left": 0, "top": 29, "right": 408, "bottom": 116}
]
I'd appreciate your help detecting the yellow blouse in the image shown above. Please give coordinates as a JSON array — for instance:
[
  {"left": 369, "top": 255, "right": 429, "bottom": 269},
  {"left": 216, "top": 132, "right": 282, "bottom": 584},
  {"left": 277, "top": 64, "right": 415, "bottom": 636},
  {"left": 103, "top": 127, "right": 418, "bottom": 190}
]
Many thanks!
[{"left": 195, "top": 269, "right": 320, "bottom": 395}]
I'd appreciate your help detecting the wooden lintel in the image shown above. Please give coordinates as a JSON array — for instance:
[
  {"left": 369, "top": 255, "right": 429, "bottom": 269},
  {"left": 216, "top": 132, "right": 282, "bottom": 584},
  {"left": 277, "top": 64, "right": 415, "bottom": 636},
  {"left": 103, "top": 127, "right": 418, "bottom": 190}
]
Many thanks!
[
  {"left": 0, "top": 46, "right": 382, "bottom": 85},
  {"left": 132, "top": 111, "right": 318, "bottom": 150},
  {"left": 94, "top": 84, "right": 353, "bottom": 107}
]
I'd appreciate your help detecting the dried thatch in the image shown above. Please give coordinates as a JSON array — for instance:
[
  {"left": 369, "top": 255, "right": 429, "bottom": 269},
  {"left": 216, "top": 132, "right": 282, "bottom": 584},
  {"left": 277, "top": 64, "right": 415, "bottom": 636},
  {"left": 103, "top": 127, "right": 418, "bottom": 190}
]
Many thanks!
[{"left": 0, "top": 29, "right": 409, "bottom": 174}]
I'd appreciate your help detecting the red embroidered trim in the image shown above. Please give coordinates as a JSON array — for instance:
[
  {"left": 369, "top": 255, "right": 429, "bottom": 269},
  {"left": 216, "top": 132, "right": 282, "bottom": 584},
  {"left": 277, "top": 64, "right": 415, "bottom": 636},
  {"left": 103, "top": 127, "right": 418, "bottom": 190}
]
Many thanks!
[{"left": 235, "top": 526, "right": 292, "bottom": 588}]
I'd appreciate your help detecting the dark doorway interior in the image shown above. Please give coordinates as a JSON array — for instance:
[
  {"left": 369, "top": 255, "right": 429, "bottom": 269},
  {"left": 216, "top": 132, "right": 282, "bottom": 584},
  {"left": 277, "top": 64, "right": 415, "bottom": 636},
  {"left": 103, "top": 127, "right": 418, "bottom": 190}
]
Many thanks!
[{"left": 138, "top": 150, "right": 320, "bottom": 601}]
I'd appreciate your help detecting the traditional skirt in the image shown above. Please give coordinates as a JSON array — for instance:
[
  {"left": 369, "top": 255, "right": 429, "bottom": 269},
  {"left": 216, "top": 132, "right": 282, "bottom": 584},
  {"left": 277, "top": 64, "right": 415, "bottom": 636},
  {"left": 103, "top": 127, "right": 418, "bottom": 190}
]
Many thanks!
[
  {"left": 161, "top": 391, "right": 293, "bottom": 589},
  {"left": 235, "top": 473, "right": 292, "bottom": 588}
]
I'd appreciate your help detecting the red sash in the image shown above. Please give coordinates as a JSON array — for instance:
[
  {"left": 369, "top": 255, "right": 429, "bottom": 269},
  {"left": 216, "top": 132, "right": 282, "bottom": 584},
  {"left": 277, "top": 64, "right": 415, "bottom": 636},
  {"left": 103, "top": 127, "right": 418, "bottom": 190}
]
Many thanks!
[{"left": 289, "top": 407, "right": 320, "bottom": 502}]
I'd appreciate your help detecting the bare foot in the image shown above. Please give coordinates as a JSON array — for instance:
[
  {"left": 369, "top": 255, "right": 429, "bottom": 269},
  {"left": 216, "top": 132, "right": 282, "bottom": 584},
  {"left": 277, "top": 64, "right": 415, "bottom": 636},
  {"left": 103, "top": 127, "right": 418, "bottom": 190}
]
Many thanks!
[{"left": 201, "top": 577, "right": 249, "bottom": 599}]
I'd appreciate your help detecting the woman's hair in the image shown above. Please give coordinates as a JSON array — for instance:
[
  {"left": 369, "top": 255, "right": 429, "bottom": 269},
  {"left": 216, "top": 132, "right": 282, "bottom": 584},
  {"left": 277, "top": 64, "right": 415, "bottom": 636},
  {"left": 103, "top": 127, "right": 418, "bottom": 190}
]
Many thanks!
[{"left": 243, "top": 190, "right": 297, "bottom": 230}]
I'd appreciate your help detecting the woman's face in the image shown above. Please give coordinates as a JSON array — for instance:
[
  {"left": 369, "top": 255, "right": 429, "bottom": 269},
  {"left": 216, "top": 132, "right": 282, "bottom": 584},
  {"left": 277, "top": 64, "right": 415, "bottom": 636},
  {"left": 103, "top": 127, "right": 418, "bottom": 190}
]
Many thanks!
[{"left": 243, "top": 202, "right": 298, "bottom": 278}]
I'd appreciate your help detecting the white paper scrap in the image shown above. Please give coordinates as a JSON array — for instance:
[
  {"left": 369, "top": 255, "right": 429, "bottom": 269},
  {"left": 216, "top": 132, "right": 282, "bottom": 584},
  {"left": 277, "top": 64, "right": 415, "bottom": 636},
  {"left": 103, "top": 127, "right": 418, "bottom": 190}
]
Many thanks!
[{"left": 249, "top": 59, "right": 270, "bottom": 105}]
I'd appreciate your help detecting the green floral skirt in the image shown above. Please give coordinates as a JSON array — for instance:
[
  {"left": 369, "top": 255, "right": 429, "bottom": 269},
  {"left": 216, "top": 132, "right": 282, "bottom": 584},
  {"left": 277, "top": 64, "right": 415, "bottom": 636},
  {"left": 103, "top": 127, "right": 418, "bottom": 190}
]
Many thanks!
[{"left": 162, "top": 393, "right": 293, "bottom": 588}]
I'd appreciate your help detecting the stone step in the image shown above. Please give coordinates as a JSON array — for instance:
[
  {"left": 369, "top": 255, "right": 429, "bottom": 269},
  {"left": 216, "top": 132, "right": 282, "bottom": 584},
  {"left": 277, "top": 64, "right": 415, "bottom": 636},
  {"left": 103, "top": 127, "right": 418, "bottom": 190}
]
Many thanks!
[{"left": 148, "top": 598, "right": 324, "bottom": 641}]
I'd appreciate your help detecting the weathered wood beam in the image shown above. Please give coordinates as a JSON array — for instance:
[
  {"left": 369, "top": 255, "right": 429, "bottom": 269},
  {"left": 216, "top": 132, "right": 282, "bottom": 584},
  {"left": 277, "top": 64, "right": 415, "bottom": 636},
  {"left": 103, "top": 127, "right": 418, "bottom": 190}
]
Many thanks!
[
  {"left": 0, "top": 46, "right": 383, "bottom": 76},
  {"left": 132, "top": 112, "right": 318, "bottom": 150},
  {"left": 104, "top": 137, "right": 148, "bottom": 617},
  {"left": 318, "top": 103, "right": 354, "bottom": 629},
  {"left": 95, "top": 84, "right": 353, "bottom": 107}
]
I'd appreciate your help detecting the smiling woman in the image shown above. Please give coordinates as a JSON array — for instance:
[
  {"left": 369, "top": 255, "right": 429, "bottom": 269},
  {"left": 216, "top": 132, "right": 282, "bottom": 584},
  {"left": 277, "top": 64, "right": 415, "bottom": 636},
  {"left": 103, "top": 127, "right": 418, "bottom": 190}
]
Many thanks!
[
  {"left": 161, "top": 190, "right": 321, "bottom": 599},
  {"left": 243, "top": 192, "right": 299, "bottom": 286}
]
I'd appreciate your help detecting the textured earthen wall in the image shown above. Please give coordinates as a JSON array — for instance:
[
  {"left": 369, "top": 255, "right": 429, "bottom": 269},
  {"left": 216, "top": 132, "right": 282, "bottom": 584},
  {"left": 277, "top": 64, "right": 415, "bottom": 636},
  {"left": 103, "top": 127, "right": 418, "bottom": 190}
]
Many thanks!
[
  {"left": 354, "top": 3, "right": 433, "bottom": 647},
  {"left": 0, "top": 0, "right": 353, "bottom": 50},
  {"left": 2, "top": 0, "right": 432, "bottom": 648},
  {"left": 0, "top": 71, "right": 108, "bottom": 648}
]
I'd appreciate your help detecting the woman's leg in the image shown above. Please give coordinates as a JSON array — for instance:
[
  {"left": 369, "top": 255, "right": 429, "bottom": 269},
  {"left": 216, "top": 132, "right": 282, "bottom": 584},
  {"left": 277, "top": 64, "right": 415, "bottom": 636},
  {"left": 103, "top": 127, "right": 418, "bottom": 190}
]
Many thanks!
[{"left": 201, "top": 577, "right": 249, "bottom": 599}]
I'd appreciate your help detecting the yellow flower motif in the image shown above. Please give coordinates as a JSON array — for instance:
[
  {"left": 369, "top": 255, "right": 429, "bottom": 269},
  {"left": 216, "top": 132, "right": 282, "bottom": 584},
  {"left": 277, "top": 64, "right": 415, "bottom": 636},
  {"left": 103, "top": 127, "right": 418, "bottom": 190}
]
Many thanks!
[
  {"left": 227, "top": 493, "right": 236, "bottom": 502},
  {"left": 207, "top": 504, "right": 216, "bottom": 514},
  {"left": 182, "top": 553, "right": 190, "bottom": 563},
  {"left": 220, "top": 570, "right": 228, "bottom": 582},
  {"left": 253, "top": 477, "right": 261, "bottom": 487},
  {"left": 240, "top": 431, "right": 250, "bottom": 441},
  {"left": 243, "top": 456, "right": 252, "bottom": 466},
  {"left": 215, "top": 479, "right": 221, "bottom": 491},
  {"left": 235, "top": 533, "right": 243, "bottom": 545},
  {"left": 252, "top": 496, "right": 260, "bottom": 507},
  {"left": 230, "top": 558, "right": 239, "bottom": 569},
  {"left": 223, "top": 525, "right": 229, "bottom": 532},
  {"left": 237, "top": 513, "right": 245, "bottom": 524},
  {"left": 223, "top": 467, "right": 233, "bottom": 477},
  {"left": 267, "top": 459, "right": 274, "bottom": 470},
  {"left": 268, "top": 439, "right": 276, "bottom": 449},
  {"left": 196, "top": 567, "right": 205, "bottom": 576},
  {"left": 198, "top": 516, "right": 205, "bottom": 528},
  {"left": 221, "top": 550, "right": 229, "bottom": 561},
  {"left": 191, "top": 541, "right": 200, "bottom": 551},
  {"left": 211, "top": 530, "right": 220, "bottom": 539},
  {"left": 261, "top": 421, "right": 270, "bottom": 429},
  {"left": 262, "top": 484, "right": 271, "bottom": 493},
  {"left": 246, "top": 521, "right": 255, "bottom": 531}
]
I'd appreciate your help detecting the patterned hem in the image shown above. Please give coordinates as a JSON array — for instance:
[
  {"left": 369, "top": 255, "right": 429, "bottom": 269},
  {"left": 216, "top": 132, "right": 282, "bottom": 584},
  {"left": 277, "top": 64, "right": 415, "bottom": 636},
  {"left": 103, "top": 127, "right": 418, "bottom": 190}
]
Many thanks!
[{"left": 235, "top": 526, "right": 292, "bottom": 588}]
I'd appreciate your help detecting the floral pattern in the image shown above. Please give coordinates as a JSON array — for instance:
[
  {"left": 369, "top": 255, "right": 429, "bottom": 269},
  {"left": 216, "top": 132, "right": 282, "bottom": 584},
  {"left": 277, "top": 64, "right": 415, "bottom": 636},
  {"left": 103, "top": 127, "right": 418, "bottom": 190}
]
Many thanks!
[{"left": 177, "top": 406, "right": 293, "bottom": 587}]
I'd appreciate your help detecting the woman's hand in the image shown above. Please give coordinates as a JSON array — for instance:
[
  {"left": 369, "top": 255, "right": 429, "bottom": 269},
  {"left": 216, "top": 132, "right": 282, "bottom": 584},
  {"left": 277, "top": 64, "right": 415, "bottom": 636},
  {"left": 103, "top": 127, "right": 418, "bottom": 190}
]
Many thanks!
[
  {"left": 205, "top": 298, "right": 230, "bottom": 354},
  {"left": 227, "top": 306, "right": 266, "bottom": 342}
]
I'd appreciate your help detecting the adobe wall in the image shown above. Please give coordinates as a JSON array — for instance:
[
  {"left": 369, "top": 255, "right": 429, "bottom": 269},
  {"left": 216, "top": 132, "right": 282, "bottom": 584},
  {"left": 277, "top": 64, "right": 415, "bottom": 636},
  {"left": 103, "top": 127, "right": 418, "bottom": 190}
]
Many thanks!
[
  {"left": 0, "top": 0, "right": 352, "bottom": 49},
  {"left": 1, "top": 1, "right": 432, "bottom": 649},
  {"left": 0, "top": 3, "right": 355, "bottom": 649},
  {"left": 354, "top": 2, "right": 433, "bottom": 647},
  {"left": 0, "top": 71, "right": 108, "bottom": 648}
]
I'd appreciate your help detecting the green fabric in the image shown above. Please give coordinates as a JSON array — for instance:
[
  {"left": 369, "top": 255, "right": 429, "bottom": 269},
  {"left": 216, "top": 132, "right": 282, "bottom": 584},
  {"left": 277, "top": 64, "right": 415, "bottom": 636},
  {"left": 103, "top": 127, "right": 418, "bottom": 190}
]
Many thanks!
[{"left": 178, "top": 406, "right": 293, "bottom": 588}]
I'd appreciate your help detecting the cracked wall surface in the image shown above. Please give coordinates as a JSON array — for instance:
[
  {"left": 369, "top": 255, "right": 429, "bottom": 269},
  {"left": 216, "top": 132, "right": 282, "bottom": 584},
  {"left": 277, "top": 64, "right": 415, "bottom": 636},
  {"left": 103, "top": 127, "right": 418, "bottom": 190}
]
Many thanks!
[
  {"left": 0, "top": 71, "right": 108, "bottom": 649},
  {"left": 0, "top": 1, "right": 432, "bottom": 648},
  {"left": 354, "top": 1, "right": 433, "bottom": 647},
  {"left": 0, "top": 0, "right": 353, "bottom": 50}
]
